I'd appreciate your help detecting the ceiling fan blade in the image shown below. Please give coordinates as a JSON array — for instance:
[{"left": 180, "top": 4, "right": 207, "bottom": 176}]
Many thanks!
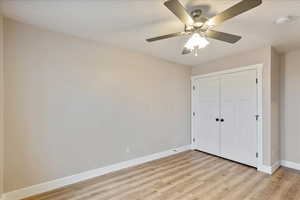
[
  {"left": 206, "top": 30, "right": 241, "bottom": 43},
  {"left": 182, "top": 47, "right": 192, "bottom": 55},
  {"left": 146, "top": 32, "right": 187, "bottom": 42},
  {"left": 164, "top": 0, "right": 194, "bottom": 26},
  {"left": 208, "top": 0, "right": 262, "bottom": 26}
]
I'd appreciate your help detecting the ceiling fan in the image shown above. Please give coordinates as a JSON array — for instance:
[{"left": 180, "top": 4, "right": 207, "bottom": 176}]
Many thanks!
[{"left": 146, "top": 0, "right": 262, "bottom": 56}]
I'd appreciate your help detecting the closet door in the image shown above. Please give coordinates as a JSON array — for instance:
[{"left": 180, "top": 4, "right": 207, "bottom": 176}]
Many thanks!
[
  {"left": 220, "top": 70, "right": 257, "bottom": 167},
  {"left": 194, "top": 77, "right": 220, "bottom": 155}
]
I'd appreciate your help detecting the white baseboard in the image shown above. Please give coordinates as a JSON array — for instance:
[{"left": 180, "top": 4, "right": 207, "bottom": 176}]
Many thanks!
[
  {"left": 281, "top": 160, "right": 300, "bottom": 171},
  {"left": 271, "top": 161, "right": 281, "bottom": 174},
  {"left": 4, "top": 146, "right": 299, "bottom": 200},
  {"left": 257, "top": 165, "right": 272, "bottom": 174},
  {"left": 257, "top": 161, "right": 280, "bottom": 175},
  {"left": 190, "top": 144, "right": 197, "bottom": 150},
  {"left": 3, "top": 145, "right": 191, "bottom": 200}
]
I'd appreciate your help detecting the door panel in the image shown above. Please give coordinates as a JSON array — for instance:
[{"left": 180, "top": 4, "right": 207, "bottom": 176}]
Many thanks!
[
  {"left": 194, "top": 77, "right": 220, "bottom": 155},
  {"left": 220, "top": 70, "right": 257, "bottom": 167}
]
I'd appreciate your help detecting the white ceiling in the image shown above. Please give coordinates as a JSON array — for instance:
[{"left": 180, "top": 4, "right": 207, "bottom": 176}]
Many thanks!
[{"left": 1, "top": 0, "right": 300, "bottom": 66}]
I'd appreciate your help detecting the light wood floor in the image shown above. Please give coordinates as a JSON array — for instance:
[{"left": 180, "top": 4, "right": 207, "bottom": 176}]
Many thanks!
[{"left": 24, "top": 150, "right": 300, "bottom": 200}]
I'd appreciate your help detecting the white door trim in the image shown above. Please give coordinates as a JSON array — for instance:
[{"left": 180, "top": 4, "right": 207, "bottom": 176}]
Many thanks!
[{"left": 191, "top": 64, "right": 264, "bottom": 171}]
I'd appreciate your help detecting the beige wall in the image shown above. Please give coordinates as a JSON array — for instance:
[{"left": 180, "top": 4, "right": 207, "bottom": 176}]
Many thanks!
[
  {"left": 280, "top": 49, "right": 300, "bottom": 164},
  {"left": 270, "top": 48, "right": 281, "bottom": 164},
  {"left": 3, "top": 19, "right": 191, "bottom": 192},
  {"left": 192, "top": 47, "right": 274, "bottom": 166},
  {"left": 0, "top": 13, "right": 4, "bottom": 198},
  {"left": 5, "top": 15, "right": 299, "bottom": 194}
]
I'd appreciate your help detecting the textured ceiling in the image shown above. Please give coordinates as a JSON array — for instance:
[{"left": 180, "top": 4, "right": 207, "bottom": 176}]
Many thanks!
[{"left": 1, "top": 0, "right": 300, "bottom": 66}]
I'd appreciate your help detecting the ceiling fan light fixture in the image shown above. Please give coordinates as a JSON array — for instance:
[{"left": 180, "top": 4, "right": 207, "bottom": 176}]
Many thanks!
[
  {"left": 206, "top": 19, "right": 215, "bottom": 27},
  {"left": 185, "top": 25, "right": 194, "bottom": 31},
  {"left": 184, "top": 33, "right": 209, "bottom": 50},
  {"left": 184, "top": 33, "right": 209, "bottom": 56},
  {"left": 193, "top": 21, "right": 203, "bottom": 27}
]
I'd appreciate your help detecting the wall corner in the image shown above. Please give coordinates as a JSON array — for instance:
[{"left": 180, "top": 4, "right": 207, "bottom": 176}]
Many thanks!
[{"left": 0, "top": 12, "right": 4, "bottom": 198}]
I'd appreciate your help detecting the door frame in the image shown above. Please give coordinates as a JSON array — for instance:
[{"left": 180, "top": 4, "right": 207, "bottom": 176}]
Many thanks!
[{"left": 191, "top": 64, "right": 263, "bottom": 169}]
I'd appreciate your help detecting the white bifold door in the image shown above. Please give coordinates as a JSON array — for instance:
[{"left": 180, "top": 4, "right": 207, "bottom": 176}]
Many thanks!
[{"left": 193, "top": 69, "right": 258, "bottom": 167}]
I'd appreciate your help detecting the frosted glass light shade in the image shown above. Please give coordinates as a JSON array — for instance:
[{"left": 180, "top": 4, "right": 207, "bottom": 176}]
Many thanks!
[{"left": 184, "top": 33, "right": 209, "bottom": 50}]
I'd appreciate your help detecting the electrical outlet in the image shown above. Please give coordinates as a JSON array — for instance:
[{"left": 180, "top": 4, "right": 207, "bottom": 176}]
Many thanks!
[{"left": 126, "top": 147, "right": 131, "bottom": 153}]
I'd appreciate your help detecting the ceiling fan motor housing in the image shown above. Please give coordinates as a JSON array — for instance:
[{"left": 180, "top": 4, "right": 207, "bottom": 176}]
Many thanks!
[
  {"left": 191, "top": 9, "right": 202, "bottom": 19},
  {"left": 191, "top": 9, "right": 208, "bottom": 28}
]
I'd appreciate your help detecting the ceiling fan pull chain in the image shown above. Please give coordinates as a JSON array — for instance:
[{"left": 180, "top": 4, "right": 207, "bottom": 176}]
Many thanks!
[{"left": 194, "top": 46, "right": 198, "bottom": 56}]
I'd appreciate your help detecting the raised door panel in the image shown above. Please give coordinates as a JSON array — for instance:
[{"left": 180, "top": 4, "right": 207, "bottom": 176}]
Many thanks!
[
  {"left": 194, "top": 77, "right": 220, "bottom": 155},
  {"left": 220, "top": 70, "right": 257, "bottom": 167}
]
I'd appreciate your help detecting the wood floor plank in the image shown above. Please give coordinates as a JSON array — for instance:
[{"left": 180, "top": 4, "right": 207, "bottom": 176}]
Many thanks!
[{"left": 22, "top": 150, "right": 300, "bottom": 200}]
